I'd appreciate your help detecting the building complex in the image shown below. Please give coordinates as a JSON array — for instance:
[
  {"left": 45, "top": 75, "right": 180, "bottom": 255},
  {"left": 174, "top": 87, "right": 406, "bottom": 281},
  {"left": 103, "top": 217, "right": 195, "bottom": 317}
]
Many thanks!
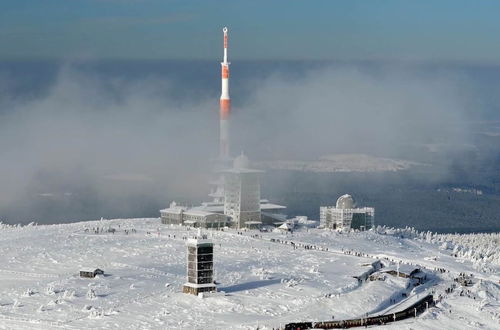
[{"left": 160, "top": 27, "right": 286, "bottom": 229}]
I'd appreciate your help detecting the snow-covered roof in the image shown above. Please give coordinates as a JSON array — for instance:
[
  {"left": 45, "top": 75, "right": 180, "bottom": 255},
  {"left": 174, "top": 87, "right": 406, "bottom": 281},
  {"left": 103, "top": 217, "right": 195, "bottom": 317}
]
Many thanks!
[
  {"left": 245, "top": 221, "right": 262, "bottom": 225},
  {"left": 161, "top": 205, "right": 223, "bottom": 218},
  {"left": 278, "top": 223, "right": 291, "bottom": 230},
  {"left": 186, "top": 237, "right": 213, "bottom": 246},
  {"left": 80, "top": 267, "right": 102, "bottom": 273},
  {"left": 381, "top": 264, "right": 420, "bottom": 275},
  {"left": 184, "top": 210, "right": 216, "bottom": 217},
  {"left": 193, "top": 201, "right": 286, "bottom": 213},
  {"left": 261, "top": 202, "right": 287, "bottom": 210},
  {"left": 160, "top": 206, "right": 187, "bottom": 214},
  {"left": 201, "top": 201, "right": 224, "bottom": 207}
]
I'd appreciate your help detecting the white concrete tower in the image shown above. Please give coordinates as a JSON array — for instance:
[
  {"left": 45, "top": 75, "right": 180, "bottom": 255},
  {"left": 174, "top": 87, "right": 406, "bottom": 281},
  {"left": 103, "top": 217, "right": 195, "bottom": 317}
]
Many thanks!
[
  {"left": 223, "top": 153, "right": 262, "bottom": 229},
  {"left": 220, "top": 27, "right": 231, "bottom": 158}
]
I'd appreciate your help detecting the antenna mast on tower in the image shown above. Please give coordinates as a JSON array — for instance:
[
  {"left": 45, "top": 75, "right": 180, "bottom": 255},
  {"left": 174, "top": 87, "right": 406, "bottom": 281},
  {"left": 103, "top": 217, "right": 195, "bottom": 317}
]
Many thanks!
[{"left": 219, "top": 27, "right": 231, "bottom": 158}]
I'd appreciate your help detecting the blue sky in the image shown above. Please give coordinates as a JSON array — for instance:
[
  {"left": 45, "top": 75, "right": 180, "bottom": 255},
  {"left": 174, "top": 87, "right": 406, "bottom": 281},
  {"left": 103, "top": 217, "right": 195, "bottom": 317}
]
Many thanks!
[{"left": 1, "top": 0, "right": 500, "bottom": 62}]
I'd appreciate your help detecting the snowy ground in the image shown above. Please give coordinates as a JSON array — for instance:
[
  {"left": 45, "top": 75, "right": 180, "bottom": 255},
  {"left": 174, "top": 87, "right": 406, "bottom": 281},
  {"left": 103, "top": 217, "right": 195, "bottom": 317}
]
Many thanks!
[{"left": 0, "top": 219, "right": 498, "bottom": 329}]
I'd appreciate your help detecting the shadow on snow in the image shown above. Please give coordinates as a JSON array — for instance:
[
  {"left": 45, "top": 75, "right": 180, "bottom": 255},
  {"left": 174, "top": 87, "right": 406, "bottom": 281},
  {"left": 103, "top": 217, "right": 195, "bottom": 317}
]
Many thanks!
[{"left": 219, "top": 279, "right": 282, "bottom": 293}]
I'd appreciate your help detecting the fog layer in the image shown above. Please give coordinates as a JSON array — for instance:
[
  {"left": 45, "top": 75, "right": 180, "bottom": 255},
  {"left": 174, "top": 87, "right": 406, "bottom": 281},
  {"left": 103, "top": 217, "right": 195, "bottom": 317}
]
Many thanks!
[{"left": 0, "top": 61, "right": 479, "bottom": 224}]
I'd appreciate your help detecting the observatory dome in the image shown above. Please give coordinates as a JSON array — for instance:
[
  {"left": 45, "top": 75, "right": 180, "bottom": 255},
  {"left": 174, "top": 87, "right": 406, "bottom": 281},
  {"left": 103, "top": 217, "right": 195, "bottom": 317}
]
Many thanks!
[
  {"left": 336, "top": 194, "right": 355, "bottom": 209},
  {"left": 233, "top": 152, "right": 250, "bottom": 169}
]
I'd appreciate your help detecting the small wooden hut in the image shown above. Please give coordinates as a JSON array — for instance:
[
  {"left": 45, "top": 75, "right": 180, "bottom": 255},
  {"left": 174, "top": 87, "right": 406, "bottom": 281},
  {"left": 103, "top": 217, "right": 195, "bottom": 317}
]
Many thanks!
[{"left": 80, "top": 268, "right": 104, "bottom": 278}]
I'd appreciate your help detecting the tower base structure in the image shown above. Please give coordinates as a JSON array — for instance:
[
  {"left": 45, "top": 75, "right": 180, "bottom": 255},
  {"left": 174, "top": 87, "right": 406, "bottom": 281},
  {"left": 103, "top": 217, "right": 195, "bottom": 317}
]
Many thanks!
[{"left": 182, "top": 283, "right": 217, "bottom": 295}]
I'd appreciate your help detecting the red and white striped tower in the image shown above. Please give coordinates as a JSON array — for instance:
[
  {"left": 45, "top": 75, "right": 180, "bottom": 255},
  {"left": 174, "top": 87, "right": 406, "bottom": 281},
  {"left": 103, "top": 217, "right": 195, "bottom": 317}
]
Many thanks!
[{"left": 219, "top": 27, "right": 231, "bottom": 158}]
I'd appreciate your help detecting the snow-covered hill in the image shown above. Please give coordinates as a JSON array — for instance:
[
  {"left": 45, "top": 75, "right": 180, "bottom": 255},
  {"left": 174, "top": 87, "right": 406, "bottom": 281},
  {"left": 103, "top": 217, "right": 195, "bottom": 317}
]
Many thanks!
[
  {"left": 0, "top": 219, "right": 498, "bottom": 329},
  {"left": 255, "top": 154, "right": 421, "bottom": 173}
]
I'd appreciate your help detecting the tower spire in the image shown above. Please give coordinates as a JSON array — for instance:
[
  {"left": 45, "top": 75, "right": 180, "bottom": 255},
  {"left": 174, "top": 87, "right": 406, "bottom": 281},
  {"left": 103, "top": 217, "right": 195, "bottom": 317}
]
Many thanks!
[{"left": 219, "top": 27, "right": 231, "bottom": 158}]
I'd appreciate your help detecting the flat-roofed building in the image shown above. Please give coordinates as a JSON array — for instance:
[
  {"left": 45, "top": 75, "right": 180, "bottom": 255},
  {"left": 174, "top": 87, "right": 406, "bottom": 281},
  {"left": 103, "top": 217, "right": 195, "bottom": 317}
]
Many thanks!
[
  {"left": 380, "top": 264, "right": 421, "bottom": 279},
  {"left": 160, "top": 201, "right": 187, "bottom": 225},
  {"left": 160, "top": 202, "right": 228, "bottom": 228},
  {"left": 182, "top": 210, "right": 228, "bottom": 229}
]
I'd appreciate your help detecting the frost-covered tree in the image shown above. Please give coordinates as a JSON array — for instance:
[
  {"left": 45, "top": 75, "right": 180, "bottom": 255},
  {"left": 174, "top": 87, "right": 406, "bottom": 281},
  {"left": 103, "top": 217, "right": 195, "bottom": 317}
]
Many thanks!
[
  {"left": 22, "top": 288, "right": 34, "bottom": 297},
  {"left": 46, "top": 285, "right": 56, "bottom": 295},
  {"left": 89, "top": 307, "right": 104, "bottom": 319},
  {"left": 86, "top": 288, "right": 97, "bottom": 300},
  {"left": 63, "top": 289, "right": 75, "bottom": 299}
]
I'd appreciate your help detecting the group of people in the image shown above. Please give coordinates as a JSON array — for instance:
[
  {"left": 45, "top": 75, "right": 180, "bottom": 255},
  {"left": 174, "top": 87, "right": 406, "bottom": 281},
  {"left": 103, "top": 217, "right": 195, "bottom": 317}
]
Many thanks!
[
  {"left": 84, "top": 226, "right": 136, "bottom": 235},
  {"left": 458, "top": 288, "right": 477, "bottom": 299},
  {"left": 444, "top": 283, "right": 456, "bottom": 294},
  {"left": 434, "top": 267, "right": 448, "bottom": 273},
  {"left": 457, "top": 272, "right": 473, "bottom": 277},
  {"left": 125, "top": 228, "right": 137, "bottom": 235},
  {"left": 341, "top": 248, "right": 369, "bottom": 258},
  {"left": 269, "top": 238, "right": 330, "bottom": 252}
]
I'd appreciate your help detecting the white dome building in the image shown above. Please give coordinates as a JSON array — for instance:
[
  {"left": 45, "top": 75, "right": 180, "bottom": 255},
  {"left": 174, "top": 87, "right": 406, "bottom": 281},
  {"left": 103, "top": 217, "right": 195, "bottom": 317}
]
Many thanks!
[
  {"left": 320, "top": 194, "right": 374, "bottom": 231},
  {"left": 336, "top": 194, "right": 355, "bottom": 209}
]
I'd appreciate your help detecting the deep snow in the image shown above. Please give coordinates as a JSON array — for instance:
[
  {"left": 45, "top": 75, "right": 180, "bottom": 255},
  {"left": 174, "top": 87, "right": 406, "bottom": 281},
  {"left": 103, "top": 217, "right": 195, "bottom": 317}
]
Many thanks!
[{"left": 0, "top": 219, "right": 498, "bottom": 329}]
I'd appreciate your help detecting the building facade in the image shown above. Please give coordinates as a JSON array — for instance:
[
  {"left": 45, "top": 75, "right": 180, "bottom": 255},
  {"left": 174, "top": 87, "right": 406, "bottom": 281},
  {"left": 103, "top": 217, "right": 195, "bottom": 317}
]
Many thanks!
[
  {"left": 160, "top": 201, "right": 187, "bottom": 225},
  {"left": 160, "top": 154, "right": 286, "bottom": 230},
  {"left": 160, "top": 202, "right": 227, "bottom": 228},
  {"left": 320, "top": 194, "right": 374, "bottom": 231},
  {"left": 182, "top": 236, "right": 217, "bottom": 295},
  {"left": 223, "top": 153, "right": 262, "bottom": 229}
]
